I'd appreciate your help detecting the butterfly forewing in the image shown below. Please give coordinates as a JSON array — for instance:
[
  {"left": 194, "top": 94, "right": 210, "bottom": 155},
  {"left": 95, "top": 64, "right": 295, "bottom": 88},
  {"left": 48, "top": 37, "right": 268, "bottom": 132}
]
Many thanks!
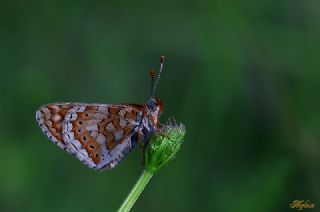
[{"left": 36, "top": 103, "right": 144, "bottom": 170}]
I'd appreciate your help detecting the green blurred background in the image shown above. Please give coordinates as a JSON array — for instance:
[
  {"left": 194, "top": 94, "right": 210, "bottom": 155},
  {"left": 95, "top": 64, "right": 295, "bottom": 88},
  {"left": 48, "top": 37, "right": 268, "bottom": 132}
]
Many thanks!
[{"left": 1, "top": 1, "right": 319, "bottom": 211}]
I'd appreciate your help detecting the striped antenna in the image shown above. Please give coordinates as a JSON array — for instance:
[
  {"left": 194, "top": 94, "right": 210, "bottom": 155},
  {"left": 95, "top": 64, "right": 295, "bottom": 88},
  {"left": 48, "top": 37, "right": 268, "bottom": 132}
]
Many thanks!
[
  {"left": 150, "top": 67, "right": 155, "bottom": 97},
  {"left": 151, "top": 55, "right": 165, "bottom": 98}
]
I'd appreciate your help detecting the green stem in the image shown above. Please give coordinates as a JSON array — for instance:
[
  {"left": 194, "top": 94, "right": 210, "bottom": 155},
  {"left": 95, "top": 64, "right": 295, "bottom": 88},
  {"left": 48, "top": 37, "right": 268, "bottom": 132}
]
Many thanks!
[{"left": 118, "top": 169, "right": 153, "bottom": 212}]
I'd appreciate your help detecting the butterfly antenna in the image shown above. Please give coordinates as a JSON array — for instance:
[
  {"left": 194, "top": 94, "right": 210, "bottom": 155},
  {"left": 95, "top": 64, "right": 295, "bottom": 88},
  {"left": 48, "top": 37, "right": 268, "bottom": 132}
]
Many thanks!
[
  {"left": 151, "top": 55, "right": 165, "bottom": 98},
  {"left": 150, "top": 67, "right": 155, "bottom": 97}
]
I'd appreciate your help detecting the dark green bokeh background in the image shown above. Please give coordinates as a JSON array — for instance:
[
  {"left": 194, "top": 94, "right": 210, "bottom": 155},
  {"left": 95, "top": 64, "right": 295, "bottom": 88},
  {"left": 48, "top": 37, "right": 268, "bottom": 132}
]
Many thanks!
[{"left": 1, "top": 1, "right": 319, "bottom": 211}]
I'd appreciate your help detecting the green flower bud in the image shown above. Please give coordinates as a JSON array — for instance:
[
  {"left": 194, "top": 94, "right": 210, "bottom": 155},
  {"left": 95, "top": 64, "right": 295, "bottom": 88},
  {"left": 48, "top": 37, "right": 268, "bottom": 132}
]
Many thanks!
[{"left": 144, "top": 122, "right": 186, "bottom": 173}]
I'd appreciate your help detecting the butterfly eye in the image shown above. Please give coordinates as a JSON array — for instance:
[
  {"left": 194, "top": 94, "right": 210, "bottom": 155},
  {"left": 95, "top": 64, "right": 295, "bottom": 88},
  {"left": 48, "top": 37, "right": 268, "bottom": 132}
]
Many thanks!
[{"left": 147, "top": 99, "right": 157, "bottom": 111}]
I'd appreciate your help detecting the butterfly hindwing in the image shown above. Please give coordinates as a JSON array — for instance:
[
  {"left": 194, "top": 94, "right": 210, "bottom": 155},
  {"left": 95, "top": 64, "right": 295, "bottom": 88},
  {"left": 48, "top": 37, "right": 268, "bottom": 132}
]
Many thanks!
[{"left": 36, "top": 103, "right": 75, "bottom": 150}]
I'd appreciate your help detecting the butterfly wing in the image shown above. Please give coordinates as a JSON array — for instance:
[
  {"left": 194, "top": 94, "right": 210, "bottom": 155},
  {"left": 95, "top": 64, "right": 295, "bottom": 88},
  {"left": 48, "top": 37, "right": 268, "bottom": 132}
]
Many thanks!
[
  {"left": 36, "top": 103, "right": 74, "bottom": 150},
  {"left": 36, "top": 103, "right": 145, "bottom": 170}
]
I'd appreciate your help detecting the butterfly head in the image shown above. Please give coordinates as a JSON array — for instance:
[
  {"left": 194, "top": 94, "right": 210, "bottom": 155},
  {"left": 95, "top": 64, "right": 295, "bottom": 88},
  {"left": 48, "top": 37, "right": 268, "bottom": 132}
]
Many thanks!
[
  {"left": 144, "top": 97, "right": 163, "bottom": 134},
  {"left": 147, "top": 97, "right": 163, "bottom": 115}
]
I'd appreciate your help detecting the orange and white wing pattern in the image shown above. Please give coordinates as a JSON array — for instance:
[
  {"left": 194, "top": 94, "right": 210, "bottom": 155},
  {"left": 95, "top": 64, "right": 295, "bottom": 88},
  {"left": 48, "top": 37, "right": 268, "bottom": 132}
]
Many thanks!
[{"left": 36, "top": 103, "right": 145, "bottom": 170}]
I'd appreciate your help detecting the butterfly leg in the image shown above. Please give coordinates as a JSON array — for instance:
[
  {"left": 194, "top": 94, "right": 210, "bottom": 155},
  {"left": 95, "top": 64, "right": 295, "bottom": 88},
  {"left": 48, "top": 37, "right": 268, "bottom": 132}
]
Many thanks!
[{"left": 136, "top": 130, "right": 147, "bottom": 165}]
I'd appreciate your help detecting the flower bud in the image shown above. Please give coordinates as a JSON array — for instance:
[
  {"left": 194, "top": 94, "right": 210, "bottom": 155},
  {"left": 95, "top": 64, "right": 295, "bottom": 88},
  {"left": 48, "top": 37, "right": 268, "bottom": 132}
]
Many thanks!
[{"left": 144, "top": 121, "right": 185, "bottom": 173}]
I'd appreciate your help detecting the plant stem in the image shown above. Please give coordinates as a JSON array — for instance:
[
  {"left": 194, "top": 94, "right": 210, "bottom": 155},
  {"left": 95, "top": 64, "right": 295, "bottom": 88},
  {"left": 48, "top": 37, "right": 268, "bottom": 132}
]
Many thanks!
[{"left": 118, "top": 169, "right": 153, "bottom": 212}]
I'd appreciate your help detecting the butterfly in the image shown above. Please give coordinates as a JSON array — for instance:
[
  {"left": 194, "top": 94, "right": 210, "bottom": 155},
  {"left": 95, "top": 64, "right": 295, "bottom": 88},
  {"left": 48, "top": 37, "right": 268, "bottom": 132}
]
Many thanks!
[{"left": 36, "top": 56, "right": 165, "bottom": 170}]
